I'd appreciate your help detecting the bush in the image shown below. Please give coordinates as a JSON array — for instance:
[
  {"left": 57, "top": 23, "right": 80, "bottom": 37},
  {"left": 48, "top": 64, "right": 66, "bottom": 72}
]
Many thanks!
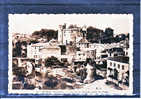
[
  {"left": 62, "top": 78, "right": 75, "bottom": 83},
  {"left": 44, "top": 76, "right": 58, "bottom": 89},
  {"left": 23, "top": 83, "right": 35, "bottom": 89},
  {"left": 12, "top": 63, "right": 27, "bottom": 77},
  {"left": 45, "top": 56, "right": 61, "bottom": 67}
]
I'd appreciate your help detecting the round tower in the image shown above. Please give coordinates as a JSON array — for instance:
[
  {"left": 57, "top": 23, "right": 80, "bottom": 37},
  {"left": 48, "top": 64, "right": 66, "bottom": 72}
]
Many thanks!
[{"left": 58, "top": 25, "right": 63, "bottom": 44}]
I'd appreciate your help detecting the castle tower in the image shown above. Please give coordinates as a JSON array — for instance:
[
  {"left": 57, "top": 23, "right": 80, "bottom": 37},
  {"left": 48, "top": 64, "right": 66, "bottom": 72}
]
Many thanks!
[
  {"left": 58, "top": 24, "right": 68, "bottom": 45},
  {"left": 58, "top": 25, "right": 63, "bottom": 44},
  {"left": 82, "top": 25, "right": 87, "bottom": 37}
]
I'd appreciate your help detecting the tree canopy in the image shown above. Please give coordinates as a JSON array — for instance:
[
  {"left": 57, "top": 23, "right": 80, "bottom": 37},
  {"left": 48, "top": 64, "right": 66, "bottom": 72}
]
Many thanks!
[
  {"left": 32, "top": 29, "right": 58, "bottom": 41},
  {"left": 86, "top": 26, "right": 104, "bottom": 43},
  {"left": 45, "top": 56, "right": 62, "bottom": 67}
]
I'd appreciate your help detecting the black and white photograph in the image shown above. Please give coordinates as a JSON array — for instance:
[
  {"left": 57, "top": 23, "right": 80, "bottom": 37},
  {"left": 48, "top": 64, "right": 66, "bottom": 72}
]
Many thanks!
[{"left": 8, "top": 14, "right": 133, "bottom": 95}]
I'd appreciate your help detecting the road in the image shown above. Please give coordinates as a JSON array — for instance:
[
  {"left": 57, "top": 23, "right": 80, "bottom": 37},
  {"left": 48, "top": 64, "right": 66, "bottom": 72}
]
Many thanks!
[{"left": 76, "top": 79, "right": 130, "bottom": 95}]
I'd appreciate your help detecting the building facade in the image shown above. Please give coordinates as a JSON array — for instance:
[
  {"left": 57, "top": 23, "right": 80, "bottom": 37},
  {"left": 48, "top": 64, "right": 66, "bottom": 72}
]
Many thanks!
[
  {"left": 107, "top": 56, "right": 129, "bottom": 89},
  {"left": 58, "top": 24, "right": 86, "bottom": 45},
  {"left": 27, "top": 39, "right": 61, "bottom": 59}
]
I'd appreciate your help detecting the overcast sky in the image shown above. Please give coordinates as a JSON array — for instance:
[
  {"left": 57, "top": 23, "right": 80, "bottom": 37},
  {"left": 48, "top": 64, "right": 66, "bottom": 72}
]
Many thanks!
[{"left": 9, "top": 14, "right": 133, "bottom": 35}]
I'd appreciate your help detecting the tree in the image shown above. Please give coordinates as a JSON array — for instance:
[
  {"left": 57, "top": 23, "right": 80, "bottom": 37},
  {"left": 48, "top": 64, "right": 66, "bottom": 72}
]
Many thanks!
[
  {"left": 13, "top": 64, "right": 27, "bottom": 77},
  {"left": 105, "top": 28, "right": 113, "bottom": 37},
  {"left": 13, "top": 41, "right": 22, "bottom": 57},
  {"left": 86, "top": 26, "right": 103, "bottom": 43},
  {"left": 12, "top": 61, "right": 27, "bottom": 83},
  {"left": 45, "top": 56, "right": 62, "bottom": 67},
  {"left": 29, "top": 39, "right": 39, "bottom": 44},
  {"left": 114, "top": 35, "right": 120, "bottom": 43},
  {"left": 32, "top": 29, "right": 58, "bottom": 41}
]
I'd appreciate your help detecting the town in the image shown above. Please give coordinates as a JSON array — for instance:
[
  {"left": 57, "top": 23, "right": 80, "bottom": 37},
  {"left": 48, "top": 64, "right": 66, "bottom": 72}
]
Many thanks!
[{"left": 12, "top": 24, "right": 129, "bottom": 91}]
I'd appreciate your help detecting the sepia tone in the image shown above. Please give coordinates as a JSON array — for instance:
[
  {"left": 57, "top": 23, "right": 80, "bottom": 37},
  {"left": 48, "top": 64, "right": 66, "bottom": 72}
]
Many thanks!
[{"left": 9, "top": 14, "right": 133, "bottom": 95}]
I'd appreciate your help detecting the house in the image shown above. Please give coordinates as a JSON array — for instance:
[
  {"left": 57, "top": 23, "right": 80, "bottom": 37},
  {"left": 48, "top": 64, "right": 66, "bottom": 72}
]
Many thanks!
[
  {"left": 96, "top": 47, "right": 125, "bottom": 60},
  {"left": 107, "top": 56, "right": 129, "bottom": 89},
  {"left": 96, "top": 67, "right": 107, "bottom": 78},
  {"left": 75, "top": 51, "right": 87, "bottom": 62},
  {"left": 90, "top": 43, "right": 120, "bottom": 60},
  {"left": 74, "top": 50, "right": 96, "bottom": 63},
  {"left": 75, "top": 37, "right": 96, "bottom": 62},
  {"left": 27, "top": 38, "right": 77, "bottom": 64},
  {"left": 59, "top": 45, "right": 76, "bottom": 64},
  {"left": 124, "top": 48, "right": 129, "bottom": 56},
  {"left": 107, "top": 47, "right": 125, "bottom": 57},
  {"left": 27, "top": 43, "right": 45, "bottom": 59},
  {"left": 120, "top": 39, "right": 129, "bottom": 57},
  {"left": 27, "top": 39, "right": 61, "bottom": 59},
  {"left": 76, "top": 37, "right": 90, "bottom": 50}
]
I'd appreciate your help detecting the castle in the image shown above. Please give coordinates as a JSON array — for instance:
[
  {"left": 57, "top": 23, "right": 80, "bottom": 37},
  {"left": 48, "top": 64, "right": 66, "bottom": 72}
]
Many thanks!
[{"left": 58, "top": 24, "right": 87, "bottom": 45}]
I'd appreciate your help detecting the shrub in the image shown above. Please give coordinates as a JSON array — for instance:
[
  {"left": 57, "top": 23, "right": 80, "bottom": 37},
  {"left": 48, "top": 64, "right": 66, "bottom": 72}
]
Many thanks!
[
  {"left": 44, "top": 76, "right": 58, "bottom": 89},
  {"left": 45, "top": 56, "right": 61, "bottom": 67}
]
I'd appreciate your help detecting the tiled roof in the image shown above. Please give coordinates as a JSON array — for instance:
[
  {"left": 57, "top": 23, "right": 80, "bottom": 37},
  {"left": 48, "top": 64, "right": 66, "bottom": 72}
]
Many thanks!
[{"left": 108, "top": 56, "right": 129, "bottom": 64}]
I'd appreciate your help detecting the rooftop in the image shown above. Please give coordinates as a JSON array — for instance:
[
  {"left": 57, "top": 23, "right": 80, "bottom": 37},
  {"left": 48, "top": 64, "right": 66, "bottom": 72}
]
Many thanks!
[
  {"left": 109, "top": 47, "right": 123, "bottom": 52},
  {"left": 30, "top": 39, "right": 59, "bottom": 48},
  {"left": 78, "top": 38, "right": 89, "bottom": 43},
  {"left": 108, "top": 56, "right": 129, "bottom": 64}
]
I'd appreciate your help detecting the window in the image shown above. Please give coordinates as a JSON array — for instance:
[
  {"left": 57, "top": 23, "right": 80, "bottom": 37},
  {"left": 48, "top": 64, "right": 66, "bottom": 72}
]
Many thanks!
[
  {"left": 118, "top": 64, "right": 120, "bottom": 69},
  {"left": 76, "top": 47, "right": 80, "bottom": 51},
  {"left": 34, "top": 55, "right": 37, "bottom": 58},
  {"left": 101, "top": 55, "right": 108, "bottom": 58},
  {"left": 110, "top": 62, "right": 112, "bottom": 66},
  {"left": 122, "top": 65, "right": 124, "bottom": 70},
  {"left": 114, "top": 54, "right": 117, "bottom": 56},
  {"left": 110, "top": 53, "right": 111, "bottom": 56},
  {"left": 114, "top": 63, "right": 116, "bottom": 67},
  {"left": 60, "top": 45, "right": 66, "bottom": 55},
  {"left": 87, "top": 44, "right": 89, "bottom": 48},
  {"left": 61, "top": 58, "right": 67, "bottom": 62}
]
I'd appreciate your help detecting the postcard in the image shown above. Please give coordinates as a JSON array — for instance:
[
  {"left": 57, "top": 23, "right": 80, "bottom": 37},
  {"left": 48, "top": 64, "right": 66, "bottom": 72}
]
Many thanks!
[{"left": 8, "top": 14, "right": 133, "bottom": 95}]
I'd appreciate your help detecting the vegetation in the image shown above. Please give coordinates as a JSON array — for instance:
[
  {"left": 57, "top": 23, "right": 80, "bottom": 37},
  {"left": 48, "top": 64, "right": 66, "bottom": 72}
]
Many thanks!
[
  {"left": 45, "top": 56, "right": 63, "bottom": 67},
  {"left": 32, "top": 29, "right": 58, "bottom": 41},
  {"left": 13, "top": 40, "right": 27, "bottom": 57},
  {"left": 86, "top": 26, "right": 129, "bottom": 44},
  {"left": 44, "top": 75, "right": 58, "bottom": 89},
  {"left": 13, "top": 61, "right": 26, "bottom": 76},
  {"left": 86, "top": 26, "right": 103, "bottom": 43}
]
